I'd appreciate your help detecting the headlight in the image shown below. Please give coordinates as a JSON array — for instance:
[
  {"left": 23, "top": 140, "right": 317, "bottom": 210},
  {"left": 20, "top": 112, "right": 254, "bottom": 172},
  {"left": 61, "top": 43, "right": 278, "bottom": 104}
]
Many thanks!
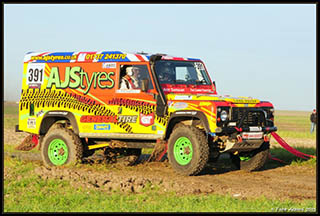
[{"left": 220, "top": 110, "right": 228, "bottom": 121}]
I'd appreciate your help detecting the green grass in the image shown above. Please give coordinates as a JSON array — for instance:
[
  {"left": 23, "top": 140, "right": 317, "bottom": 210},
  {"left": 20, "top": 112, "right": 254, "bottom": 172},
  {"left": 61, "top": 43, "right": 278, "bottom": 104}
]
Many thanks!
[
  {"left": 276, "top": 130, "right": 316, "bottom": 139},
  {"left": 3, "top": 102, "right": 19, "bottom": 115},
  {"left": 274, "top": 115, "right": 316, "bottom": 139},
  {"left": 4, "top": 114, "right": 19, "bottom": 129},
  {"left": 3, "top": 157, "right": 316, "bottom": 213},
  {"left": 267, "top": 146, "right": 316, "bottom": 169}
]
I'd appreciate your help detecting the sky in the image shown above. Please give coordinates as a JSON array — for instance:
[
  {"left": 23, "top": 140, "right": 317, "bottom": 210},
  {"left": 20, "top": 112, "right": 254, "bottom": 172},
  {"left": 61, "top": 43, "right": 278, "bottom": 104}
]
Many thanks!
[{"left": 4, "top": 4, "right": 316, "bottom": 111}]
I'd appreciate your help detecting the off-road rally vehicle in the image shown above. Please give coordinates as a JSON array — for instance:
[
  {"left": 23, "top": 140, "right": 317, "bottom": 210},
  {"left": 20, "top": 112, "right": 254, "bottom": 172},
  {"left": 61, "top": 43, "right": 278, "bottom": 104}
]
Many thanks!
[{"left": 16, "top": 51, "right": 277, "bottom": 176}]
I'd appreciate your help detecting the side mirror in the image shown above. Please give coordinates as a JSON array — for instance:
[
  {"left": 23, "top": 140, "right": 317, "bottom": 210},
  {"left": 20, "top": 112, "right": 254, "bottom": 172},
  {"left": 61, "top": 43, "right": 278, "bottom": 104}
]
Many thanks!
[{"left": 141, "top": 79, "right": 149, "bottom": 92}]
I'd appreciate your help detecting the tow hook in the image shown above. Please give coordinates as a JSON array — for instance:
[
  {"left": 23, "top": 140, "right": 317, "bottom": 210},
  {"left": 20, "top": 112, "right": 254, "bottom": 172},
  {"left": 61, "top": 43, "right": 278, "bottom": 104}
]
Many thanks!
[{"left": 264, "top": 135, "right": 269, "bottom": 142}]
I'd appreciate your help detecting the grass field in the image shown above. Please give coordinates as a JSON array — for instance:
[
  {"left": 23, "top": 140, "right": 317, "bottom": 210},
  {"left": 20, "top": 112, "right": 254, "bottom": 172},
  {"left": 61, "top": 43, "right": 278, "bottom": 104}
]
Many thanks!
[
  {"left": 274, "top": 110, "right": 316, "bottom": 139},
  {"left": 3, "top": 102, "right": 317, "bottom": 212},
  {"left": 3, "top": 157, "right": 316, "bottom": 213}
]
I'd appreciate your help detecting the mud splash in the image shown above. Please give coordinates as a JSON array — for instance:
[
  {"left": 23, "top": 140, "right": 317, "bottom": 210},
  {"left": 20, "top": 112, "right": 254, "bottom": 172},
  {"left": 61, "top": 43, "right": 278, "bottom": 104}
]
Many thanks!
[{"left": 5, "top": 150, "right": 316, "bottom": 201}]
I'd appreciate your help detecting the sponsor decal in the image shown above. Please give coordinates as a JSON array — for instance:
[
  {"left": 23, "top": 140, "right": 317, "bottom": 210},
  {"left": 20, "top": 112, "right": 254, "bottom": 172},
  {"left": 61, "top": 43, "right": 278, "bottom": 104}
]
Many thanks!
[
  {"left": 36, "top": 109, "right": 44, "bottom": 117},
  {"left": 157, "top": 130, "right": 164, "bottom": 135},
  {"left": 172, "top": 102, "right": 188, "bottom": 109},
  {"left": 195, "top": 62, "right": 205, "bottom": 70},
  {"left": 103, "top": 53, "right": 127, "bottom": 60},
  {"left": 118, "top": 115, "right": 137, "bottom": 123},
  {"left": 241, "top": 132, "right": 263, "bottom": 139},
  {"left": 46, "top": 66, "right": 115, "bottom": 95},
  {"left": 102, "top": 62, "right": 117, "bottom": 69},
  {"left": 190, "top": 88, "right": 213, "bottom": 93},
  {"left": 85, "top": 53, "right": 126, "bottom": 61},
  {"left": 80, "top": 115, "right": 137, "bottom": 123},
  {"left": 94, "top": 124, "right": 111, "bottom": 130},
  {"left": 174, "top": 95, "right": 192, "bottom": 100},
  {"left": 140, "top": 113, "right": 154, "bottom": 127},
  {"left": 175, "top": 111, "right": 197, "bottom": 115},
  {"left": 80, "top": 115, "right": 117, "bottom": 123},
  {"left": 152, "top": 125, "right": 157, "bottom": 131},
  {"left": 27, "top": 118, "right": 36, "bottom": 129},
  {"left": 108, "top": 98, "right": 153, "bottom": 107},
  {"left": 28, "top": 84, "right": 41, "bottom": 89},
  {"left": 48, "top": 111, "right": 68, "bottom": 115},
  {"left": 163, "top": 88, "right": 186, "bottom": 92},
  {"left": 116, "top": 89, "right": 141, "bottom": 93},
  {"left": 31, "top": 54, "right": 78, "bottom": 62},
  {"left": 30, "top": 53, "right": 127, "bottom": 62}
]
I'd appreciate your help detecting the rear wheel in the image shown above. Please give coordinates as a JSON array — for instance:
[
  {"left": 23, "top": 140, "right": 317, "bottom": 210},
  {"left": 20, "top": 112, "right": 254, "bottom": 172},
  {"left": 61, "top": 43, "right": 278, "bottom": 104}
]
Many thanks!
[
  {"left": 230, "top": 141, "right": 270, "bottom": 171},
  {"left": 168, "top": 125, "right": 209, "bottom": 176},
  {"left": 41, "top": 127, "right": 83, "bottom": 167}
]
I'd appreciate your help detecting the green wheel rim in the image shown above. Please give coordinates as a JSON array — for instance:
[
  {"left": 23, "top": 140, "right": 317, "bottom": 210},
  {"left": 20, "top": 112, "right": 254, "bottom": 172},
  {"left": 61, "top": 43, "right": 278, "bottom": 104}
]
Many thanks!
[
  {"left": 48, "top": 139, "right": 69, "bottom": 165},
  {"left": 173, "top": 137, "right": 193, "bottom": 165},
  {"left": 239, "top": 156, "right": 251, "bottom": 161}
]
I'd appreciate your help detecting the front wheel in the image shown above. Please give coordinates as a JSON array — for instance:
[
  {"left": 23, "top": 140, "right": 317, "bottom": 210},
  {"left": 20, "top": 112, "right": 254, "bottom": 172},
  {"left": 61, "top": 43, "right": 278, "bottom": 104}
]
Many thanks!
[
  {"left": 41, "top": 127, "right": 83, "bottom": 167},
  {"left": 230, "top": 141, "right": 270, "bottom": 171},
  {"left": 168, "top": 125, "right": 209, "bottom": 176}
]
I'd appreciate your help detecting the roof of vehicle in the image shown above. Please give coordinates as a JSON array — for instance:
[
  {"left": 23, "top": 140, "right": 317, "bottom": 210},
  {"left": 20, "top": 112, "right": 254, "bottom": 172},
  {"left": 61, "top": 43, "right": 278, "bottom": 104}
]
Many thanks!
[{"left": 24, "top": 51, "right": 201, "bottom": 63}]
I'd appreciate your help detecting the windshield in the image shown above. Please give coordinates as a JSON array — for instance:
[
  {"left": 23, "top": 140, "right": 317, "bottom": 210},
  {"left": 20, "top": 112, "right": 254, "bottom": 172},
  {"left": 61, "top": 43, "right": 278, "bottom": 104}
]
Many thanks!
[{"left": 155, "top": 60, "right": 211, "bottom": 85}]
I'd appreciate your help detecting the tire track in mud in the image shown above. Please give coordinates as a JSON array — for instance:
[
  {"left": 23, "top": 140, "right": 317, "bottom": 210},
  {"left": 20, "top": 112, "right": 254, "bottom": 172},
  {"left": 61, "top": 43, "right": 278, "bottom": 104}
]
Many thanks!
[{"left": 4, "top": 150, "right": 316, "bottom": 202}]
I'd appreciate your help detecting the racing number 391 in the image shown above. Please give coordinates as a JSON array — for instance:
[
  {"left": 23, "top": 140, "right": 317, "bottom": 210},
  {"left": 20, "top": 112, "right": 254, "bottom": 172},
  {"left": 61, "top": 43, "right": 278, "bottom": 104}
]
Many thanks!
[
  {"left": 26, "top": 63, "right": 45, "bottom": 85},
  {"left": 28, "top": 68, "right": 43, "bottom": 82}
]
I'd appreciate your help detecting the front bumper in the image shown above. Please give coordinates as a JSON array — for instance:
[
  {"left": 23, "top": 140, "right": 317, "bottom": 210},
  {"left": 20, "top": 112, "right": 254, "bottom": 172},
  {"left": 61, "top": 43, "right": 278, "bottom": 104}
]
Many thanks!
[{"left": 221, "top": 126, "right": 277, "bottom": 134}]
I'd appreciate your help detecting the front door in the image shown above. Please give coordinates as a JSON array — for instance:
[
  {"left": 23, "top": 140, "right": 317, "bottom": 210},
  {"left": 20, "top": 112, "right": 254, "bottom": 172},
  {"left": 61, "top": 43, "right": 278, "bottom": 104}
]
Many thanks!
[{"left": 108, "top": 62, "right": 165, "bottom": 138}]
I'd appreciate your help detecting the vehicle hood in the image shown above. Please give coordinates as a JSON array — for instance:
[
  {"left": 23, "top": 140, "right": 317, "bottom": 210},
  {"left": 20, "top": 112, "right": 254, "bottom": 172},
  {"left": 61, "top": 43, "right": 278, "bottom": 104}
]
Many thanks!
[{"left": 167, "top": 94, "right": 260, "bottom": 104}]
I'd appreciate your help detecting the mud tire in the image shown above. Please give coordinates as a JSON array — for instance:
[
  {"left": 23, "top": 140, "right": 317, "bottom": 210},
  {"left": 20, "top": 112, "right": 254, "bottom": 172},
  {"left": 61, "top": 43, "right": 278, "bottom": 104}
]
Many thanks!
[
  {"left": 48, "top": 123, "right": 64, "bottom": 131},
  {"left": 41, "top": 127, "right": 83, "bottom": 167},
  {"left": 168, "top": 125, "right": 209, "bottom": 176},
  {"left": 39, "top": 123, "right": 65, "bottom": 151},
  {"left": 230, "top": 142, "right": 270, "bottom": 171}
]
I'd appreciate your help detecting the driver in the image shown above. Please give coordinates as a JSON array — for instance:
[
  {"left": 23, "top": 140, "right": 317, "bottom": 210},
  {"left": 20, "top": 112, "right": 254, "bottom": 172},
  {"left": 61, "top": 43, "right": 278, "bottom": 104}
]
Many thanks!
[
  {"left": 158, "top": 67, "right": 173, "bottom": 83},
  {"left": 120, "top": 66, "right": 140, "bottom": 89}
]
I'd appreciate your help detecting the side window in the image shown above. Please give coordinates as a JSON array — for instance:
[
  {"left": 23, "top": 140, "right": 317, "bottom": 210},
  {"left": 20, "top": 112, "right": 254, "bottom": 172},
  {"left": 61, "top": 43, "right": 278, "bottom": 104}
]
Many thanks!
[{"left": 119, "top": 64, "right": 154, "bottom": 91}]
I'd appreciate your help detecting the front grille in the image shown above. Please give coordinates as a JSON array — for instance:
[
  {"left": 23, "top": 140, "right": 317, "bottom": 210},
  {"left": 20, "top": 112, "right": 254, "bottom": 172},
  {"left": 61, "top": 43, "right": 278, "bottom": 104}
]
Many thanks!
[{"left": 231, "top": 107, "right": 265, "bottom": 127}]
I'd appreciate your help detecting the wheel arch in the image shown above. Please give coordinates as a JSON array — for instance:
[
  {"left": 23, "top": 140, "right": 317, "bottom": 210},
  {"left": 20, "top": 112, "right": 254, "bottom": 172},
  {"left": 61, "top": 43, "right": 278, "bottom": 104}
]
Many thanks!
[
  {"left": 39, "top": 111, "right": 79, "bottom": 135},
  {"left": 165, "top": 110, "right": 210, "bottom": 140}
]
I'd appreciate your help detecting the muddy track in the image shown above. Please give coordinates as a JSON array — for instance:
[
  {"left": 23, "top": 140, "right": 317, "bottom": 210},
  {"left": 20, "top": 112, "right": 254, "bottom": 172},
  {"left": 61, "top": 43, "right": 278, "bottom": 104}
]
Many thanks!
[{"left": 4, "top": 149, "right": 316, "bottom": 202}]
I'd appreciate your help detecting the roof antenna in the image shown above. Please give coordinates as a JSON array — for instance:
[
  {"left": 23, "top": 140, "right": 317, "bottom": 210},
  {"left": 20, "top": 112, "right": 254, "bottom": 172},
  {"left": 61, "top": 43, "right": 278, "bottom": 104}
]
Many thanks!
[{"left": 136, "top": 51, "right": 149, "bottom": 55}]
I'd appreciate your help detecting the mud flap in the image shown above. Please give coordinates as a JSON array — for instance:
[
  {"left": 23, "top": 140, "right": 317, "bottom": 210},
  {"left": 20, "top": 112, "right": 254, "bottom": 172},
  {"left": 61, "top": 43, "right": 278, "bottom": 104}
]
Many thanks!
[
  {"left": 147, "top": 140, "right": 168, "bottom": 162},
  {"left": 15, "top": 134, "right": 39, "bottom": 151}
]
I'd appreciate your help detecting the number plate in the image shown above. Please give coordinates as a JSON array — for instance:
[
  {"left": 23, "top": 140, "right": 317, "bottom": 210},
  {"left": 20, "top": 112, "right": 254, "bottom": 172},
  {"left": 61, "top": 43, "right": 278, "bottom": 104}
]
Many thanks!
[
  {"left": 26, "top": 63, "right": 45, "bottom": 85},
  {"left": 241, "top": 132, "right": 263, "bottom": 139}
]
